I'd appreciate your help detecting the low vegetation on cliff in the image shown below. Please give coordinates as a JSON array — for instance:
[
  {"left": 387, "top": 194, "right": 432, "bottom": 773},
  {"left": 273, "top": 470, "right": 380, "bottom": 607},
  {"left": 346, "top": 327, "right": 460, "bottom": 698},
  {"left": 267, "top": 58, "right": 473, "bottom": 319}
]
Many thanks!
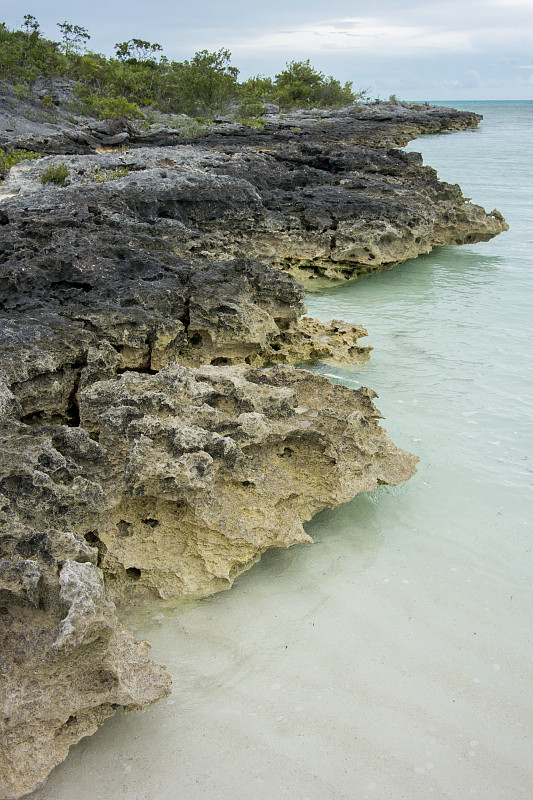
[
  {"left": 0, "top": 16, "right": 366, "bottom": 119},
  {"left": 0, "top": 145, "right": 40, "bottom": 180}
]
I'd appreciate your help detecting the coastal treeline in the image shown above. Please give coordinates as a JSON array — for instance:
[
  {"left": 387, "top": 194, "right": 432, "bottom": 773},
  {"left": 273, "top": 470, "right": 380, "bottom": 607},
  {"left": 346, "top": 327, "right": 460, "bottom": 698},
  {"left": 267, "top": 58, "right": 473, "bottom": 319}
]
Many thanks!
[{"left": 0, "top": 16, "right": 366, "bottom": 119}]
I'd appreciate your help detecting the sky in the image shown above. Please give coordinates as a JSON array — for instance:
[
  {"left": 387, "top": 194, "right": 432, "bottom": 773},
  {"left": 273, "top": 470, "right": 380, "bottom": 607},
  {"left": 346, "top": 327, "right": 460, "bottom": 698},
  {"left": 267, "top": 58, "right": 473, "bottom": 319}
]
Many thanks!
[{"left": 2, "top": 0, "right": 533, "bottom": 100}]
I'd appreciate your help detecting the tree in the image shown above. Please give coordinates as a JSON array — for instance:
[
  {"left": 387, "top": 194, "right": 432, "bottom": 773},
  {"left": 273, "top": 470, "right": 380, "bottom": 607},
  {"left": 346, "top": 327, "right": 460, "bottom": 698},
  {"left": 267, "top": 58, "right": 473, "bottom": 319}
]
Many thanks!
[
  {"left": 22, "top": 14, "right": 40, "bottom": 37},
  {"left": 57, "top": 21, "right": 90, "bottom": 56},
  {"left": 164, "top": 49, "right": 239, "bottom": 114},
  {"left": 274, "top": 59, "right": 357, "bottom": 109},
  {"left": 114, "top": 39, "right": 163, "bottom": 63}
]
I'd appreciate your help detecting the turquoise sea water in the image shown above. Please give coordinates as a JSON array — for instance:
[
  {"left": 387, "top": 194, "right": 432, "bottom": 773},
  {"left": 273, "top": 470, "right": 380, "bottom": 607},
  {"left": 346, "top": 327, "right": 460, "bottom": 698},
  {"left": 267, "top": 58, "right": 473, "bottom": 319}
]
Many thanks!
[
  {"left": 30, "top": 104, "right": 533, "bottom": 800},
  {"left": 308, "top": 99, "right": 533, "bottom": 563}
]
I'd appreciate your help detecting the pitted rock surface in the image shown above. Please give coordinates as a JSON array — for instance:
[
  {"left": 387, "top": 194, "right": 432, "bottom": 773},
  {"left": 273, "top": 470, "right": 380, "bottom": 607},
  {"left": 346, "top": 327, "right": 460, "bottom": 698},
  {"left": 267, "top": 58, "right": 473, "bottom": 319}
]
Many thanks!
[
  {"left": 77, "top": 364, "right": 417, "bottom": 600},
  {"left": 1, "top": 134, "right": 507, "bottom": 286},
  {"left": 0, "top": 96, "right": 507, "bottom": 798},
  {"left": 0, "top": 411, "right": 171, "bottom": 799}
]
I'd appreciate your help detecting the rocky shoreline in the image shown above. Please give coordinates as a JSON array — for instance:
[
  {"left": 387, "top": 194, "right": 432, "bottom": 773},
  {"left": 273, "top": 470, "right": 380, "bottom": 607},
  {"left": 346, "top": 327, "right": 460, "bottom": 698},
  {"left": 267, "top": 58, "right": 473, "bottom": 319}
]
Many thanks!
[{"left": 0, "top": 95, "right": 507, "bottom": 798}]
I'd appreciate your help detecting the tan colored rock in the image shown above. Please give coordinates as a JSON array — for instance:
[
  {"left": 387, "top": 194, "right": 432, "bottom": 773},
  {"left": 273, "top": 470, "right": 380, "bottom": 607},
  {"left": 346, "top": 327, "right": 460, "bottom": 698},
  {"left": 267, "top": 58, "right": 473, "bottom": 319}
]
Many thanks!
[
  {"left": 287, "top": 317, "right": 372, "bottom": 365},
  {"left": 0, "top": 549, "right": 170, "bottom": 800},
  {"left": 0, "top": 417, "right": 171, "bottom": 799},
  {"left": 79, "top": 364, "right": 417, "bottom": 601}
]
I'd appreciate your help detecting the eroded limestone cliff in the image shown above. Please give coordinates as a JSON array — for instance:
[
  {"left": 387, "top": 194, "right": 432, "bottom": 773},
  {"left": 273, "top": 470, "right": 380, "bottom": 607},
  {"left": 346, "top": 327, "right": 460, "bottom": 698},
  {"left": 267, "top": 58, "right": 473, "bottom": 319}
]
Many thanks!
[{"left": 0, "top": 99, "right": 507, "bottom": 798}]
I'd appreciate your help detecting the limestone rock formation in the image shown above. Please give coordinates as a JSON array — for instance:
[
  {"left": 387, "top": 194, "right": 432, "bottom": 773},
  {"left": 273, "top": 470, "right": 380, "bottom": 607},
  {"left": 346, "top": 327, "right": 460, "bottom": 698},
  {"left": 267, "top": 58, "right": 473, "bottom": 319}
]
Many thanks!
[
  {"left": 0, "top": 96, "right": 508, "bottom": 797},
  {"left": 0, "top": 398, "right": 171, "bottom": 799},
  {"left": 79, "top": 364, "right": 417, "bottom": 600},
  {"left": 1, "top": 134, "right": 507, "bottom": 288},
  {"left": 0, "top": 553, "right": 170, "bottom": 799},
  {"left": 0, "top": 86, "right": 488, "bottom": 155}
]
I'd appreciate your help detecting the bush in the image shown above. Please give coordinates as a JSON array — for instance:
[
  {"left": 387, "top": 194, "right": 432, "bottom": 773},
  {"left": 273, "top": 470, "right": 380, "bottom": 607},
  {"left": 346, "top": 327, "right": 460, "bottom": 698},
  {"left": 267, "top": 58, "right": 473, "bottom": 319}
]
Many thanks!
[
  {"left": 237, "top": 101, "right": 265, "bottom": 118},
  {"left": 0, "top": 147, "right": 41, "bottom": 181},
  {"left": 75, "top": 87, "right": 142, "bottom": 119},
  {"left": 274, "top": 60, "right": 357, "bottom": 109},
  {"left": 239, "top": 61, "right": 367, "bottom": 111},
  {"left": 158, "top": 48, "right": 239, "bottom": 115},
  {"left": 41, "top": 162, "right": 69, "bottom": 185},
  {"left": 172, "top": 117, "right": 208, "bottom": 137},
  {"left": 89, "top": 166, "right": 129, "bottom": 182},
  {"left": 237, "top": 75, "right": 275, "bottom": 105},
  {"left": 142, "top": 111, "right": 208, "bottom": 138},
  {"left": 236, "top": 117, "right": 266, "bottom": 129}
]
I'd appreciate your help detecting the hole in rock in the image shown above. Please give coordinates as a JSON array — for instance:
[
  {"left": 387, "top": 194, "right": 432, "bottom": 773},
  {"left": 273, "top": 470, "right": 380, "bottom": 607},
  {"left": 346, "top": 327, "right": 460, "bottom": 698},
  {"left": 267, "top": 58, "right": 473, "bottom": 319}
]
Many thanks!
[
  {"left": 205, "top": 394, "right": 240, "bottom": 413},
  {"left": 142, "top": 518, "right": 159, "bottom": 528},
  {"left": 211, "top": 357, "right": 229, "bottom": 366},
  {"left": 117, "top": 520, "right": 133, "bottom": 537},
  {"left": 93, "top": 669, "right": 118, "bottom": 688},
  {"left": 275, "top": 320, "right": 290, "bottom": 332},
  {"left": 50, "top": 281, "right": 93, "bottom": 293},
  {"left": 117, "top": 365, "right": 157, "bottom": 376},
  {"left": 141, "top": 273, "right": 164, "bottom": 282},
  {"left": 84, "top": 531, "right": 99, "bottom": 545},
  {"left": 21, "top": 411, "right": 47, "bottom": 425},
  {"left": 279, "top": 447, "right": 294, "bottom": 458},
  {"left": 189, "top": 333, "right": 203, "bottom": 346},
  {"left": 66, "top": 381, "right": 81, "bottom": 427},
  {"left": 126, "top": 567, "right": 142, "bottom": 580}
]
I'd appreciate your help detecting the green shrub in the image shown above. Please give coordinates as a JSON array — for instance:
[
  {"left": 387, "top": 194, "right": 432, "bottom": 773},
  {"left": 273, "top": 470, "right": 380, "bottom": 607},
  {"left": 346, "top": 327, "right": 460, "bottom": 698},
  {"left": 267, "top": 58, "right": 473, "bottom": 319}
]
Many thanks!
[
  {"left": 239, "top": 61, "right": 367, "bottom": 111},
  {"left": 158, "top": 48, "right": 239, "bottom": 115},
  {"left": 172, "top": 117, "right": 208, "bottom": 137},
  {"left": 41, "top": 162, "right": 69, "bottom": 185},
  {"left": 237, "top": 75, "right": 275, "bottom": 104},
  {"left": 14, "top": 82, "right": 32, "bottom": 99},
  {"left": 89, "top": 166, "right": 130, "bottom": 182},
  {"left": 75, "top": 88, "right": 142, "bottom": 119},
  {"left": 0, "top": 147, "right": 41, "bottom": 181},
  {"left": 142, "top": 111, "right": 208, "bottom": 137},
  {"left": 237, "top": 101, "right": 265, "bottom": 118},
  {"left": 274, "top": 60, "right": 357, "bottom": 109},
  {"left": 237, "top": 117, "right": 266, "bottom": 129}
]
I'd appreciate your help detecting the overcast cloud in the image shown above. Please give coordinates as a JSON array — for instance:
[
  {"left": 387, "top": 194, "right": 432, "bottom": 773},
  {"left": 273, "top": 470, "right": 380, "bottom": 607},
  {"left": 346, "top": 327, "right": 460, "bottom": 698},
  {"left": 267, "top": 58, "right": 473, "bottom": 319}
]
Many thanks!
[{"left": 2, "top": 0, "right": 532, "bottom": 99}]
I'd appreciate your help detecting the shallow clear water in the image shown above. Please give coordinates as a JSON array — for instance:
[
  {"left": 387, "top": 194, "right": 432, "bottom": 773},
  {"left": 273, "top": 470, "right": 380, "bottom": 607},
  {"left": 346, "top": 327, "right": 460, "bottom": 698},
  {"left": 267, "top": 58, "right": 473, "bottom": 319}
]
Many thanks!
[{"left": 30, "top": 104, "right": 533, "bottom": 800}]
